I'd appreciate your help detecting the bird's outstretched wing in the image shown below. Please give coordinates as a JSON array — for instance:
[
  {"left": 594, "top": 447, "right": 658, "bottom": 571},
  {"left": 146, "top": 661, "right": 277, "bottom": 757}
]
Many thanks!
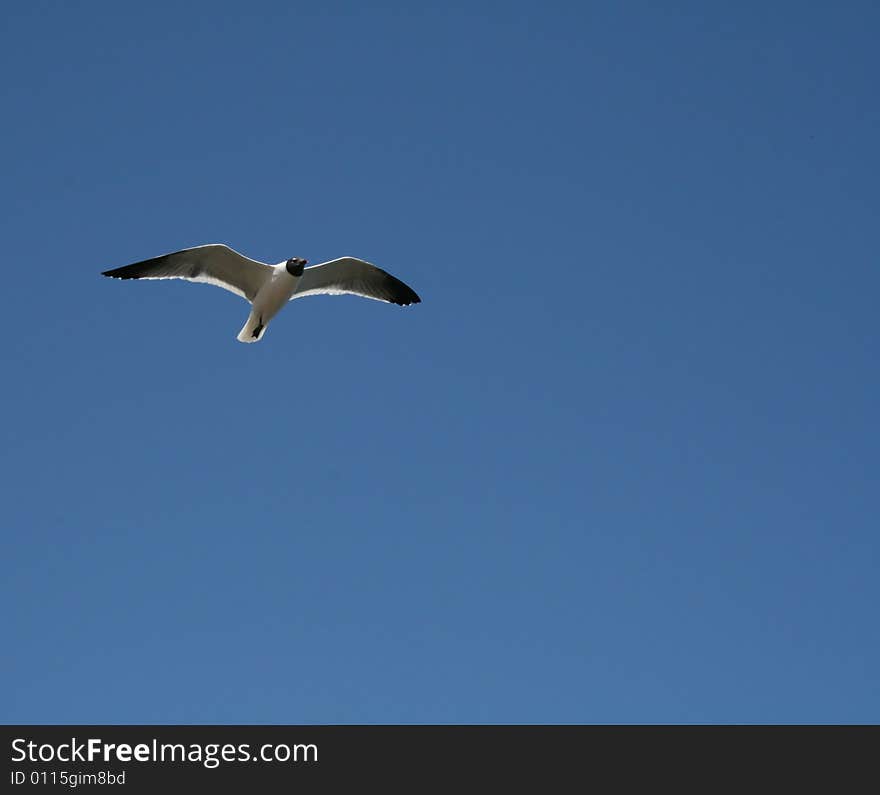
[
  {"left": 291, "top": 257, "right": 421, "bottom": 306},
  {"left": 102, "top": 244, "right": 273, "bottom": 302}
]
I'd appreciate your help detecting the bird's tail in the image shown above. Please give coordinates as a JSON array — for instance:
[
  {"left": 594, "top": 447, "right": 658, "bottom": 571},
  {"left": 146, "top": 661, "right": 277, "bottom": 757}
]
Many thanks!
[{"left": 237, "top": 311, "right": 268, "bottom": 343}]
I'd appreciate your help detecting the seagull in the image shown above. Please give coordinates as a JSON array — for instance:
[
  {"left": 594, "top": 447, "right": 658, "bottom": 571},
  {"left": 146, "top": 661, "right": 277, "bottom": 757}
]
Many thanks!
[{"left": 102, "top": 243, "right": 421, "bottom": 343}]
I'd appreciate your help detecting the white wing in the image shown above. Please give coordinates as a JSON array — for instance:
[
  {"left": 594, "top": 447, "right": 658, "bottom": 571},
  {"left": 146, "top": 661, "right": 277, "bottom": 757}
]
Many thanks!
[
  {"left": 102, "top": 244, "right": 273, "bottom": 302},
  {"left": 291, "top": 257, "right": 421, "bottom": 306}
]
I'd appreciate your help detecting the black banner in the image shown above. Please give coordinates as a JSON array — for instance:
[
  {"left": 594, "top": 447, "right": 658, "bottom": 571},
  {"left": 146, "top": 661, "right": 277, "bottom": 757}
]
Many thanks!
[{"left": 2, "top": 726, "right": 876, "bottom": 790}]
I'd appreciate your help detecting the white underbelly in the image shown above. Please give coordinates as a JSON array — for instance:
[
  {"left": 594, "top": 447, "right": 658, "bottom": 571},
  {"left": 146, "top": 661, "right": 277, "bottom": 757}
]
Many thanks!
[{"left": 252, "top": 272, "right": 300, "bottom": 321}]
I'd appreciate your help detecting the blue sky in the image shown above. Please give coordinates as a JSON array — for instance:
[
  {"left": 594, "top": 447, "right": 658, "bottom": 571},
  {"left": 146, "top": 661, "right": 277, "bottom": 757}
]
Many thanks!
[{"left": 1, "top": 1, "right": 878, "bottom": 723}]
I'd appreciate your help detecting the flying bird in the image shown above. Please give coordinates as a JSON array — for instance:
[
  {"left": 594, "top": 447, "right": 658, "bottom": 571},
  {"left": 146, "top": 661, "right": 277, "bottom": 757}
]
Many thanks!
[{"left": 102, "top": 244, "right": 421, "bottom": 343}]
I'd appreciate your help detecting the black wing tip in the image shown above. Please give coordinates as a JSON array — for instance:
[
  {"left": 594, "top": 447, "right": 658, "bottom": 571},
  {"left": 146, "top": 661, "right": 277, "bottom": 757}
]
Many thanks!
[
  {"left": 384, "top": 273, "right": 421, "bottom": 306},
  {"left": 102, "top": 253, "right": 175, "bottom": 280},
  {"left": 390, "top": 290, "right": 421, "bottom": 306},
  {"left": 101, "top": 265, "right": 141, "bottom": 279}
]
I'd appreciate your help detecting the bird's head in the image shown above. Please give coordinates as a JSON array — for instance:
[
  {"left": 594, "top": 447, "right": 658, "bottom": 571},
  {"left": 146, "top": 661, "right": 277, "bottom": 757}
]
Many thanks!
[{"left": 285, "top": 257, "right": 308, "bottom": 276}]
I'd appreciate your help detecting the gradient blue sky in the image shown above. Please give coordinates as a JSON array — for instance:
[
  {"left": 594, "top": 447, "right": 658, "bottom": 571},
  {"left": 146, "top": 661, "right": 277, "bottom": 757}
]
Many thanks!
[{"left": 2, "top": 1, "right": 878, "bottom": 723}]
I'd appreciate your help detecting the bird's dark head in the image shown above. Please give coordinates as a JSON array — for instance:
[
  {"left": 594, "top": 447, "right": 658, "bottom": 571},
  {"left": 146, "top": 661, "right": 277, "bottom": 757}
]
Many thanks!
[{"left": 285, "top": 257, "right": 308, "bottom": 276}]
